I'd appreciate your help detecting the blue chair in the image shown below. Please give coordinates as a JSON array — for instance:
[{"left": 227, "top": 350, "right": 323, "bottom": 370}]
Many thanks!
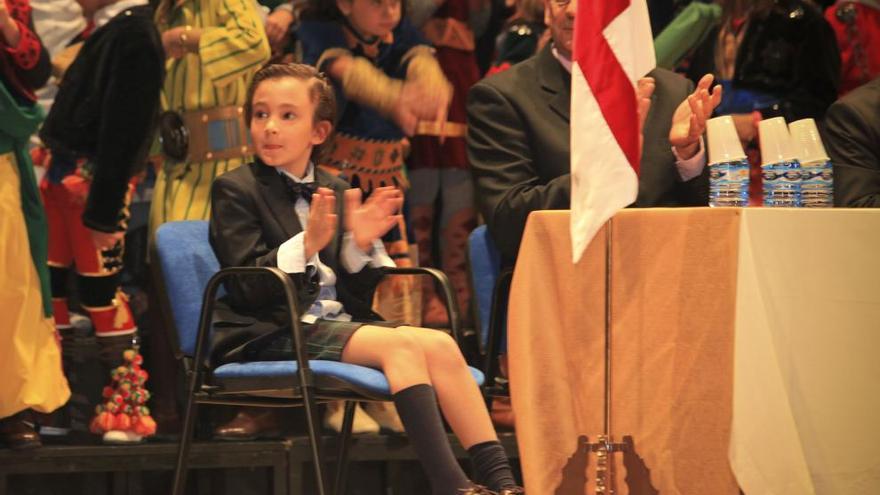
[
  {"left": 467, "top": 225, "right": 513, "bottom": 399},
  {"left": 153, "top": 220, "right": 484, "bottom": 495}
]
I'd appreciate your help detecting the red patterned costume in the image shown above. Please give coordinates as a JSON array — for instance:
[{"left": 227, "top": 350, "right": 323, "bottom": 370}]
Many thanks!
[
  {"left": 826, "top": 0, "right": 880, "bottom": 96},
  {"left": 36, "top": 1, "right": 163, "bottom": 443},
  {"left": 408, "top": 0, "right": 482, "bottom": 325}
]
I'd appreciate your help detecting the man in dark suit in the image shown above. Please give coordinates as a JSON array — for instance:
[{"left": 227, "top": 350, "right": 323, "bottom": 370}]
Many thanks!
[
  {"left": 467, "top": 0, "right": 719, "bottom": 264},
  {"left": 826, "top": 77, "right": 880, "bottom": 207}
]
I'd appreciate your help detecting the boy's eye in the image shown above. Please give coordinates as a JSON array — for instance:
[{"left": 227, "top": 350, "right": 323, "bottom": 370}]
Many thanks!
[
  {"left": 282, "top": 112, "right": 296, "bottom": 120},
  {"left": 254, "top": 110, "right": 268, "bottom": 119}
]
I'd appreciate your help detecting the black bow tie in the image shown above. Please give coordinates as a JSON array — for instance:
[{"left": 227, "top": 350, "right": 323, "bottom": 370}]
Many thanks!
[{"left": 281, "top": 175, "right": 318, "bottom": 204}]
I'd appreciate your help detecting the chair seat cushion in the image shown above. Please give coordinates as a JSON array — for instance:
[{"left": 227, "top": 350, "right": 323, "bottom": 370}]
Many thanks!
[{"left": 212, "top": 360, "right": 485, "bottom": 400}]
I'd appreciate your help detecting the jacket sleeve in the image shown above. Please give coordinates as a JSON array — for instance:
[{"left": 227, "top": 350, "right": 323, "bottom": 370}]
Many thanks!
[
  {"left": 198, "top": 0, "right": 271, "bottom": 88},
  {"left": 466, "top": 80, "right": 571, "bottom": 262},
  {"left": 83, "top": 32, "right": 163, "bottom": 232},
  {"left": 826, "top": 98, "right": 880, "bottom": 207},
  {"left": 2, "top": 0, "right": 50, "bottom": 92},
  {"left": 209, "top": 174, "right": 319, "bottom": 316}
]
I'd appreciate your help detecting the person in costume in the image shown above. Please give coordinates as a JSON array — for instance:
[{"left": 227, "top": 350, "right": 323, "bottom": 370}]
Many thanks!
[
  {"left": 0, "top": 0, "right": 70, "bottom": 450},
  {"left": 149, "top": 0, "right": 270, "bottom": 237},
  {"left": 407, "top": 0, "right": 489, "bottom": 326},
  {"left": 38, "top": 0, "right": 164, "bottom": 444},
  {"left": 295, "top": 0, "right": 452, "bottom": 432},
  {"left": 210, "top": 62, "right": 523, "bottom": 495}
]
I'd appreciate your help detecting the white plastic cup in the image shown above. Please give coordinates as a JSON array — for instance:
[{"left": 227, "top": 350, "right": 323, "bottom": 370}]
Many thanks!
[
  {"left": 789, "top": 118, "right": 829, "bottom": 165},
  {"left": 707, "top": 115, "right": 746, "bottom": 165},
  {"left": 759, "top": 117, "right": 797, "bottom": 165}
]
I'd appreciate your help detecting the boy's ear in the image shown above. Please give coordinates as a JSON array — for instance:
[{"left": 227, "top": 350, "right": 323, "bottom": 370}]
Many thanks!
[{"left": 311, "top": 120, "right": 333, "bottom": 145}]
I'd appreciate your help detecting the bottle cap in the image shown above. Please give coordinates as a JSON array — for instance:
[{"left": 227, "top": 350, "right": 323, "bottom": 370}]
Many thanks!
[
  {"left": 707, "top": 115, "right": 747, "bottom": 165},
  {"left": 789, "top": 118, "right": 829, "bottom": 165},
  {"left": 759, "top": 117, "right": 798, "bottom": 165}
]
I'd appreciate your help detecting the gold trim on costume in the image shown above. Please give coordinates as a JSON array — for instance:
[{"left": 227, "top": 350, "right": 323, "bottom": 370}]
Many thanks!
[{"left": 415, "top": 121, "right": 466, "bottom": 138}]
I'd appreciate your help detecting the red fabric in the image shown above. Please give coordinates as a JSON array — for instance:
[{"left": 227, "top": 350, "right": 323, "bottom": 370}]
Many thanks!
[
  {"left": 574, "top": 0, "right": 641, "bottom": 174},
  {"left": 409, "top": 0, "right": 480, "bottom": 170},
  {"left": 41, "top": 176, "right": 135, "bottom": 274},
  {"left": 0, "top": 0, "right": 42, "bottom": 101},
  {"left": 826, "top": 2, "right": 880, "bottom": 95}
]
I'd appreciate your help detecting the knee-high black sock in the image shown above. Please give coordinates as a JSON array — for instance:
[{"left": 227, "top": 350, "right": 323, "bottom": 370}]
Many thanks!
[
  {"left": 468, "top": 440, "right": 517, "bottom": 491},
  {"left": 393, "top": 384, "right": 471, "bottom": 495}
]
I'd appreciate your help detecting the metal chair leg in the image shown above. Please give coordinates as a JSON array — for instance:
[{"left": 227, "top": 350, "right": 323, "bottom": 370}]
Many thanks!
[
  {"left": 172, "top": 393, "right": 199, "bottom": 495},
  {"left": 302, "top": 389, "right": 328, "bottom": 495},
  {"left": 333, "top": 401, "right": 356, "bottom": 495}
]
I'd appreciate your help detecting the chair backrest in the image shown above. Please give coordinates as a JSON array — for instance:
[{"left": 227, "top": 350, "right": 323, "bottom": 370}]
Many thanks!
[
  {"left": 467, "top": 225, "right": 503, "bottom": 348},
  {"left": 155, "top": 220, "right": 219, "bottom": 357}
]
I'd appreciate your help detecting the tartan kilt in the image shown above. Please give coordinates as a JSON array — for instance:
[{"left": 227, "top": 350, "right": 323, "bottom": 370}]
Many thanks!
[{"left": 248, "top": 319, "right": 404, "bottom": 362}]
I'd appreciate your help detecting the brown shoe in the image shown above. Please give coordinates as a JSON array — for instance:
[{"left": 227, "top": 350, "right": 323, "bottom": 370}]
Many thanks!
[
  {"left": 0, "top": 412, "right": 42, "bottom": 450},
  {"left": 213, "top": 408, "right": 282, "bottom": 441},
  {"left": 498, "top": 488, "right": 525, "bottom": 495}
]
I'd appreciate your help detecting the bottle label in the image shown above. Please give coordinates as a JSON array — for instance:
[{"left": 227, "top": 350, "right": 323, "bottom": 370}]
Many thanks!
[
  {"left": 801, "top": 160, "right": 833, "bottom": 208},
  {"left": 762, "top": 160, "right": 802, "bottom": 207},
  {"left": 709, "top": 159, "right": 750, "bottom": 207}
]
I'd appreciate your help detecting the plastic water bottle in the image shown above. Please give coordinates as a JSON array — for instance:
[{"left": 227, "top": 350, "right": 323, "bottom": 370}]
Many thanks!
[
  {"left": 790, "top": 118, "right": 833, "bottom": 207},
  {"left": 761, "top": 160, "right": 802, "bottom": 207},
  {"left": 709, "top": 159, "right": 750, "bottom": 207},
  {"left": 759, "top": 117, "right": 801, "bottom": 207},
  {"left": 799, "top": 159, "right": 833, "bottom": 207},
  {"left": 706, "top": 116, "right": 750, "bottom": 207}
]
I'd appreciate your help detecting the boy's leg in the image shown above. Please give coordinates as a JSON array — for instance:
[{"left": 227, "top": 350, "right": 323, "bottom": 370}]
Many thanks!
[{"left": 342, "top": 326, "right": 472, "bottom": 494}]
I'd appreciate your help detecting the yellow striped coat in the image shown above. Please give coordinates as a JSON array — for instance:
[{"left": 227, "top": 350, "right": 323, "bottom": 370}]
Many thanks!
[{"left": 150, "top": 0, "right": 270, "bottom": 234}]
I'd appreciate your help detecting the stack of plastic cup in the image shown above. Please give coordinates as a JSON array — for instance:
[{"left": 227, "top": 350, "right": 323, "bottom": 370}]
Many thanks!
[
  {"left": 759, "top": 117, "right": 801, "bottom": 207},
  {"left": 706, "top": 115, "right": 749, "bottom": 207},
  {"left": 790, "top": 118, "right": 833, "bottom": 207}
]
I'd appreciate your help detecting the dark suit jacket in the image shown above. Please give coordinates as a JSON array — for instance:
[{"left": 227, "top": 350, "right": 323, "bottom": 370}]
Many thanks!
[
  {"left": 208, "top": 161, "right": 385, "bottom": 363},
  {"left": 825, "top": 77, "right": 880, "bottom": 207},
  {"left": 40, "top": 5, "right": 164, "bottom": 233},
  {"left": 466, "top": 44, "right": 708, "bottom": 264}
]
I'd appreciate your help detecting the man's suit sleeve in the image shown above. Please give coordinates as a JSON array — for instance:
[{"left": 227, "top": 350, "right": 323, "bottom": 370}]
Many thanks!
[
  {"left": 826, "top": 99, "right": 880, "bottom": 207},
  {"left": 467, "top": 81, "right": 571, "bottom": 261}
]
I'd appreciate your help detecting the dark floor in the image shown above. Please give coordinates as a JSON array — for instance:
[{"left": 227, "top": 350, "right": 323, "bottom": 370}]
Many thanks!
[{"left": 0, "top": 431, "right": 519, "bottom": 495}]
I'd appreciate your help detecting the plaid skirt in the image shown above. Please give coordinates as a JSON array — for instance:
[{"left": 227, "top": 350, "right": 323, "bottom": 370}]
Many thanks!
[{"left": 248, "top": 319, "right": 404, "bottom": 362}]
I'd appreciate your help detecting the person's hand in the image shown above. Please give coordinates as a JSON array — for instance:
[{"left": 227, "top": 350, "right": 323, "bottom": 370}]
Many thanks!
[
  {"left": 637, "top": 77, "right": 655, "bottom": 157},
  {"left": 731, "top": 113, "right": 757, "bottom": 146},
  {"left": 669, "top": 73, "right": 722, "bottom": 160},
  {"left": 162, "top": 27, "right": 189, "bottom": 59},
  {"left": 0, "top": 2, "right": 21, "bottom": 47},
  {"left": 303, "top": 187, "right": 337, "bottom": 259},
  {"left": 89, "top": 228, "right": 125, "bottom": 251},
  {"left": 344, "top": 187, "right": 403, "bottom": 252},
  {"left": 265, "top": 8, "right": 294, "bottom": 46},
  {"left": 392, "top": 82, "right": 424, "bottom": 136}
]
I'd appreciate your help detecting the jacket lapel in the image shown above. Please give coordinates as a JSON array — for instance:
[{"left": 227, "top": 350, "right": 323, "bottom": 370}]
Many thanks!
[
  {"left": 538, "top": 44, "right": 571, "bottom": 124},
  {"left": 254, "top": 161, "right": 303, "bottom": 238}
]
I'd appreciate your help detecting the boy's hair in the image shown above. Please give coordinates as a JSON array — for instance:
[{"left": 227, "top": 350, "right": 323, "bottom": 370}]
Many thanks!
[{"left": 244, "top": 63, "right": 337, "bottom": 163}]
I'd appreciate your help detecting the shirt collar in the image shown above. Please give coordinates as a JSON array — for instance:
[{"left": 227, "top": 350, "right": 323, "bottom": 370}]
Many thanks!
[
  {"left": 552, "top": 44, "right": 573, "bottom": 74},
  {"left": 93, "top": 0, "right": 148, "bottom": 30},
  {"left": 278, "top": 162, "right": 316, "bottom": 183}
]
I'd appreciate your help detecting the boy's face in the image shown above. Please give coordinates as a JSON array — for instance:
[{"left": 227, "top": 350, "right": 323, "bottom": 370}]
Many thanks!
[
  {"left": 337, "top": 0, "right": 401, "bottom": 39},
  {"left": 249, "top": 77, "right": 331, "bottom": 177}
]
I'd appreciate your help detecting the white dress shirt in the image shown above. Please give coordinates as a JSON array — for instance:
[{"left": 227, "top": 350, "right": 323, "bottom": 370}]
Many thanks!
[{"left": 275, "top": 164, "right": 394, "bottom": 323}]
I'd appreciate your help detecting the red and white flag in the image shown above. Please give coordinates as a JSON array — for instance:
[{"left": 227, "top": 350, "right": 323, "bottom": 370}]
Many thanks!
[{"left": 570, "top": 0, "right": 655, "bottom": 262}]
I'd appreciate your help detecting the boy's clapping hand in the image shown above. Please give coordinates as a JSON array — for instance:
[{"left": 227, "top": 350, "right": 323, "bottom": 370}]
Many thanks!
[
  {"left": 344, "top": 187, "right": 404, "bottom": 252},
  {"left": 303, "top": 187, "right": 337, "bottom": 259}
]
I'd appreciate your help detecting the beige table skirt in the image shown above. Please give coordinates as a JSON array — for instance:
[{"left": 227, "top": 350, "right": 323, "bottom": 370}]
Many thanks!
[{"left": 508, "top": 208, "right": 880, "bottom": 495}]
